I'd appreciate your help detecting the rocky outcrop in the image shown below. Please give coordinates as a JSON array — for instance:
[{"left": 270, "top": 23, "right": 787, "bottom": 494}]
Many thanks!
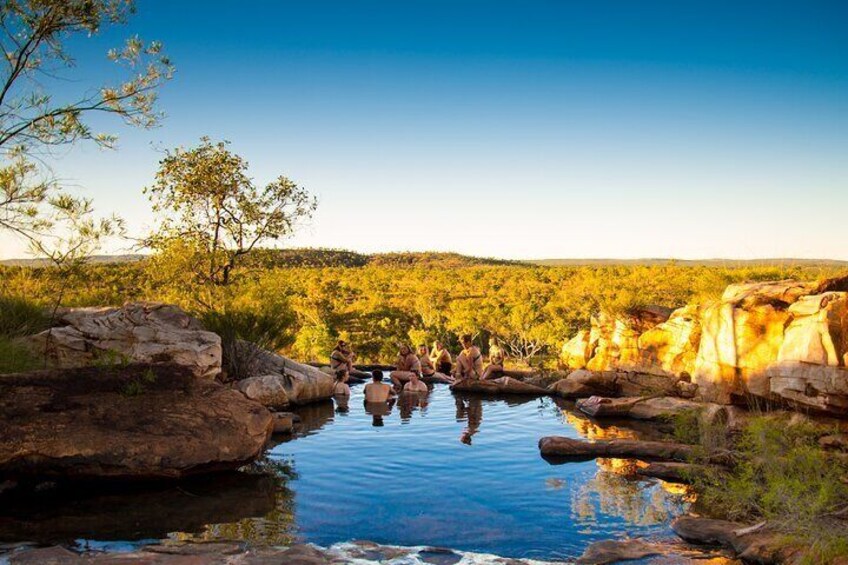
[
  {"left": 0, "top": 364, "right": 273, "bottom": 480},
  {"left": 560, "top": 276, "right": 848, "bottom": 415},
  {"left": 548, "top": 370, "right": 693, "bottom": 399},
  {"left": 539, "top": 436, "right": 695, "bottom": 462},
  {"left": 26, "top": 303, "right": 222, "bottom": 379},
  {"left": 236, "top": 349, "right": 334, "bottom": 408}
]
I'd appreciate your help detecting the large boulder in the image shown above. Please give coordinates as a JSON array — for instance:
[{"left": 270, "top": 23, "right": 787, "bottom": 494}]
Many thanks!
[
  {"left": 236, "top": 349, "right": 334, "bottom": 408},
  {"left": 0, "top": 364, "right": 273, "bottom": 480},
  {"left": 560, "top": 330, "right": 593, "bottom": 369},
  {"left": 634, "top": 304, "right": 701, "bottom": 376},
  {"left": 27, "top": 303, "right": 222, "bottom": 379},
  {"left": 450, "top": 376, "right": 549, "bottom": 396},
  {"left": 584, "top": 307, "right": 672, "bottom": 372}
]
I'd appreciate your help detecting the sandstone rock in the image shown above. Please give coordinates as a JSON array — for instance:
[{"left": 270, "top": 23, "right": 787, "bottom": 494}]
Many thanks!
[
  {"left": 450, "top": 376, "right": 549, "bottom": 396},
  {"left": 634, "top": 304, "right": 701, "bottom": 376},
  {"left": 27, "top": 303, "right": 222, "bottom": 379},
  {"left": 671, "top": 516, "right": 803, "bottom": 564},
  {"left": 0, "top": 364, "right": 273, "bottom": 479},
  {"left": 560, "top": 330, "right": 593, "bottom": 369},
  {"left": 575, "top": 539, "right": 665, "bottom": 564},
  {"left": 236, "top": 349, "right": 335, "bottom": 408},
  {"left": 635, "top": 461, "right": 711, "bottom": 484},
  {"left": 539, "top": 436, "right": 695, "bottom": 462},
  {"left": 576, "top": 395, "right": 704, "bottom": 420},
  {"left": 548, "top": 370, "right": 618, "bottom": 398}
]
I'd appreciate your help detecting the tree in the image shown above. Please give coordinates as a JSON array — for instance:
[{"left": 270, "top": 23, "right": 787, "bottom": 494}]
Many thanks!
[
  {"left": 145, "top": 138, "right": 317, "bottom": 286},
  {"left": 0, "top": 0, "right": 172, "bottom": 247}
]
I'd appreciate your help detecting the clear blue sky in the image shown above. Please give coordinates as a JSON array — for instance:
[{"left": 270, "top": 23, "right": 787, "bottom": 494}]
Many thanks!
[{"left": 4, "top": 0, "right": 847, "bottom": 259}]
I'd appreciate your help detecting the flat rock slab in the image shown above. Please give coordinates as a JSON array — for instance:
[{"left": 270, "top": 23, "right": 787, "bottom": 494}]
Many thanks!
[
  {"left": 539, "top": 436, "right": 695, "bottom": 462},
  {"left": 577, "top": 395, "right": 705, "bottom": 420},
  {"left": 450, "top": 376, "right": 549, "bottom": 396},
  {"left": 0, "top": 364, "right": 273, "bottom": 480}
]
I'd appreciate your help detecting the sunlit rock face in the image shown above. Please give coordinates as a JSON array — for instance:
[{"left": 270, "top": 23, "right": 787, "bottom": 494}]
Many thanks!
[
  {"left": 27, "top": 303, "right": 222, "bottom": 379},
  {"left": 561, "top": 276, "right": 848, "bottom": 414}
]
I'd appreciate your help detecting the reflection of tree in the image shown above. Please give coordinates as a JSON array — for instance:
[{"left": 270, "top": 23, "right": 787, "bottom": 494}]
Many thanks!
[
  {"left": 172, "top": 459, "right": 298, "bottom": 546},
  {"left": 571, "top": 458, "right": 689, "bottom": 527},
  {"left": 563, "top": 412, "right": 639, "bottom": 441}
]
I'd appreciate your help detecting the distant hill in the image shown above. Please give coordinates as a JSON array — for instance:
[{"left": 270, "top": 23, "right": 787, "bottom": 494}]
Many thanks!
[
  {"left": 3, "top": 250, "right": 846, "bottom": 269},
  {"left": 528, "top": 258, "right": 848, "bottom": 267}
]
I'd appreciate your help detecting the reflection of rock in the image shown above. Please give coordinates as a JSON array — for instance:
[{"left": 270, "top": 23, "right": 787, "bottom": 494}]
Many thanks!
[
  {"left": 540, "top": 436, "right": 694, "bottom": 462},
  {"left": 26, "top": 303, "right": 222, "bottom": 379},
  {"left": 0, "top": 364, "right": 273, "bottom": 480},
  {"left": 237, "top": 350, "right": 335, "bottom": 408},
  {"left": 0, "top": 473, "right": 277, "bottom": 543},
  {"left": 292, "top": 399, "right": 336, "bottom": 435}
]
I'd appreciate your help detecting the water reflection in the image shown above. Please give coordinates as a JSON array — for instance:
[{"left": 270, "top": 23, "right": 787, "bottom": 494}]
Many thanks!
[
  {"left": 398, "top": 391, "right": 430, "bottom": 421},
  {"left": 364, "top": 399, "right": 395, "bottom": 427},
  {"left": 571, "top": 458, "right": 690, "bottom": 528},
  {"left": 455, "top": 396, "right": 482, "bottom": 445},
  {"left": 0, "top": 472, "right": 283, "bottom": 545}
]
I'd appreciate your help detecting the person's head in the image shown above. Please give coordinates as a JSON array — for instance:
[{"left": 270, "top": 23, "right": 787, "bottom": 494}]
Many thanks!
[
  {"left": 434, "top": 340, "right": 443, "bottom": 350},
  {"left": 417, "top": 344, "right": 428, "bottom": 356},
  {"left": 336, "top": 339, "right": 348, "bottom": 351},
  {"left": 335, "top": 370, "right": 346, "bottom": 382},
  {"left": 399, "top": 344, "right": 411, "bottom": 356},
  {"left": 371, "top": 370, "right": 383, "bottom": 382},
  {"left": 461, "top": 334, "right": 473, "bottom": 348},
  {"left": 410, "top": 371, "right": 420, "bottom": 383}
]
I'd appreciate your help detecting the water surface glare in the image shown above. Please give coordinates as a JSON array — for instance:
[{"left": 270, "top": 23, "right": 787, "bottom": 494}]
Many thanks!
[{"left": 272, "top": 383, "right": 688, "bottom": 560}]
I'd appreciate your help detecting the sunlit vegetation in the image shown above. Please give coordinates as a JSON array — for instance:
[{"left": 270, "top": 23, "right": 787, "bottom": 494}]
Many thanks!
[{"left": 2, "top": 251, "right": 844, "bottom": 366}]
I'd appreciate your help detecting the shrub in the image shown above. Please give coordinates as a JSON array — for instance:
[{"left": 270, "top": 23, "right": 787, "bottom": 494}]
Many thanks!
[
  {"left": 0, "top": 294, "right": 49, "bottom": 338},
  {"left": 201, "top": 303, "right": 297, "bottom": 381},
  {"left": 0, "top": 336, "right": 42, "bottom": 374},
  {"left": 691, "top": 414, "right": 848, "bottom": 563}
]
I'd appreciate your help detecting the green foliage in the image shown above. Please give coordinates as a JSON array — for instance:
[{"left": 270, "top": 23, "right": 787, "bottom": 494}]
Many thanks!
[
  {"left": 0, "top": 336, "right": 41, "bottom": 374},
  {"left": 0, "top": 294, "right": 49, "bottom": 338},
  {"left": 1, "top": 257, "right": 845, "bottom": 364},
  {"left": 692, "top": 415, "right": 848, "bottom": 561}
]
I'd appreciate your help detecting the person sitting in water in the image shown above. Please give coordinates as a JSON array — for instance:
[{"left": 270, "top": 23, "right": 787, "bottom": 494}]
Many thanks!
[
  {"left": 364, "top": 370, "right": 396, "bottom": 403},
  {"left": 453, "top": 334, "right": 483, "bottom": 380},
  {"left": 430, "top": 340, "right": 452, "bottom": 375},
  {"left": 333, "top": 370, "right": 351, "bottom": 396},
  {"left": 403, "top": 371, "right": 429, "bottom": 393},
  {"left": 390, "top": 344, "right": 421, "bottom": 388},
  {"left": 481, "top": 337, "right": 505, "bottom": 380},
  {"left": 329, "top": 340, "right": 355, "bottom": 380}
]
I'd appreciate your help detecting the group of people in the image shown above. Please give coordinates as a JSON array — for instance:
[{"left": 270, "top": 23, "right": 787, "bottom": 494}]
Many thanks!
[
  {"left": 329, "top": 334, "right": 506, "bottom": 397},
  {"left": 327, "top": 336, "right": 501, "bottom": 430}
]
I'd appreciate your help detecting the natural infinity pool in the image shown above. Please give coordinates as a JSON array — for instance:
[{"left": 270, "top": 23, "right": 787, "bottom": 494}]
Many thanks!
[
  {"left": 268, "top": 383, "right": 690, "bottom": 561},
  {"left": 0, "top": 383, "right": 690, "bottom": 561}
]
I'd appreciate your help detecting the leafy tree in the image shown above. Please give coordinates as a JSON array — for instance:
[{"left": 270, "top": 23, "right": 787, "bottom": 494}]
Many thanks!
[
  {"left": 0, "top": 0, "right": 172, "bottom": 247},
  {"left": 145, "top": 138, "right": 317, "bottom": 286}
]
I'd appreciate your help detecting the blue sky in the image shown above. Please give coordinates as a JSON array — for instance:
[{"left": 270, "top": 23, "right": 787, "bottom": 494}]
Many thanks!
[{"left": 3, "top": 0, "right": 847, "bottom": 259}]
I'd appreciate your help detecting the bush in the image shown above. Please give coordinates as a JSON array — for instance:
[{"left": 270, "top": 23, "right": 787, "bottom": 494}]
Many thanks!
[
  {"left": 0, "top": 294, "right": 49, "bottom": 338},
  {"left": 691, "top": 414, "right": 848, "bottom": 563},
  {"left": 0, "top": 336, "right": 42, "bottom": 374},
  {"left": 200, "top": 303, "right": 297, "bottom": 381}
]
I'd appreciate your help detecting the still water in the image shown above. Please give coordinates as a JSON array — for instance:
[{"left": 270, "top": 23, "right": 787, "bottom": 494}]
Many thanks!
[{"left": 0, "top": 384, "right": 690, "bottom": 561}]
